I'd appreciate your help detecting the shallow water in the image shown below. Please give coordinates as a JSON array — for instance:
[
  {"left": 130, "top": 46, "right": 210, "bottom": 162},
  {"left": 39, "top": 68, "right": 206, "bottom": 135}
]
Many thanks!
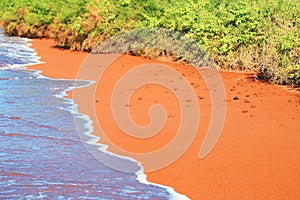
[{"left": 0, "top": 31, "right": 177, "bottom": 199}]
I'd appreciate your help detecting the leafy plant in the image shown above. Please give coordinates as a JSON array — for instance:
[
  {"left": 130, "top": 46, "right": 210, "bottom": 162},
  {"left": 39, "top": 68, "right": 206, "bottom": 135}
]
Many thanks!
[{"left": 0, "top": 0, "right": 299, "bottom": 85}]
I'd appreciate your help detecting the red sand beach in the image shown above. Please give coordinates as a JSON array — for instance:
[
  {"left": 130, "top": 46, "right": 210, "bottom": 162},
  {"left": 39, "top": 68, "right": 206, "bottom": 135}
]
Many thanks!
[{"left": 28, "top": 38, "right": 300, "bottom": 199}]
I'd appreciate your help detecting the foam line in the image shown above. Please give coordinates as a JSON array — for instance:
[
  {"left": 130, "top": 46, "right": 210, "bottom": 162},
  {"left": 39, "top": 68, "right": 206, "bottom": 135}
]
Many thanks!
[{"left": 8, "top": 38, "right": 190, "bottom": 200}]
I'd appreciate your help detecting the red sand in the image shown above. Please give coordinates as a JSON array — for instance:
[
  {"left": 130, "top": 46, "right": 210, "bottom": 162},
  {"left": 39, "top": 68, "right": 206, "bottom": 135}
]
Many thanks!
[{"left": 28, "top": 38, "right": 300, "bottom": 199}]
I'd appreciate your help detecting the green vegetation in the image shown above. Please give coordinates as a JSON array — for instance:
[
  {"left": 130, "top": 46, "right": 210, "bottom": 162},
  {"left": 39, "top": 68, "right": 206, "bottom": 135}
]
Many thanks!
[{"left": 0, "top": 0, "right": 299, "bottom": 85}]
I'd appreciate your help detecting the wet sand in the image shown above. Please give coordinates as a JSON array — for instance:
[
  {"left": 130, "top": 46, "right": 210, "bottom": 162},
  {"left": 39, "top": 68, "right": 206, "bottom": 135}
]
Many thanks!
[{"left": 28, "top": 38, "right": 300, "bottom": 199}]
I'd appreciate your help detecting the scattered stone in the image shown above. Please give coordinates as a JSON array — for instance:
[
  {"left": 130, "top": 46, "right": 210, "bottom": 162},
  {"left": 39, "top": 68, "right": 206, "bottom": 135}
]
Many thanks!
[
  {"left": 233, "top": 96, "right": 239, "bottom": 100},
  {"left": 245, "top": 94, "right": 250, "bottom": 97},
  {"left": 242, "top": 110, "right": 248, "bottom": 113},
  {"left": 251, "top": 105, "right": 256, "bottom": 108},
  {"left": 95, "top": 100, "right": 99, "bottom": 103},
  {"left": 138, "top": 97, "right": 143, "bottom": 100},
  {"left": 250, "top": 113, "right": 255, "bottom": 118},
  {"left": 198, "top": 96, "right": 204, "bottom": 100}
]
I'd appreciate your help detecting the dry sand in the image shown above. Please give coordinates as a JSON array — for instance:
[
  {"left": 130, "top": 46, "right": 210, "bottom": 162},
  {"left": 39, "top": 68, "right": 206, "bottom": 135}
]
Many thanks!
[{"left": 28, "top": 38, "right": 300, "bottom": 199}]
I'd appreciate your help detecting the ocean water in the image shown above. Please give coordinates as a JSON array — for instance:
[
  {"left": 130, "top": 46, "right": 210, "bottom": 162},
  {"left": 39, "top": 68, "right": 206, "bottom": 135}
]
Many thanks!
[{"left": 0, "top": 31, "right": 187, "bottom": 199}]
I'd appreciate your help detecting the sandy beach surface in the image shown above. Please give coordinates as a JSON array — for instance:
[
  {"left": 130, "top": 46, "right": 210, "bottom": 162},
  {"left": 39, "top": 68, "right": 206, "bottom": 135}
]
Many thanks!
[{"left": 28, "top": 38, "right": 300, "bottom": 199}]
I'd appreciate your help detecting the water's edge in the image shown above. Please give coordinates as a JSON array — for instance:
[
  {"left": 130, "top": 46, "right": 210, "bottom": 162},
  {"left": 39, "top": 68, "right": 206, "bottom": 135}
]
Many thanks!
[{"left": 25, "top": 39, "right": 189, "bottom": 199}]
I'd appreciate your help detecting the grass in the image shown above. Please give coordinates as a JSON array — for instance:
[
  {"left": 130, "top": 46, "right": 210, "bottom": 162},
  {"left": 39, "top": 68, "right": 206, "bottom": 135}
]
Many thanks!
[{"left": 0, "top": 0, "right": 299, "bottom": 85}]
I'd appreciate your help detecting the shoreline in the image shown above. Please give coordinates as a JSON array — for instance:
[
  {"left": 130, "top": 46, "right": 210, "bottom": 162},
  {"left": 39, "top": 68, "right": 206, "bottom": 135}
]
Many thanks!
[
  {"left": 26, "top": 38, "right": 189, "bottom": 199},
  {"left": 28, "top": 38, "right": 300, "bottom": 199}
]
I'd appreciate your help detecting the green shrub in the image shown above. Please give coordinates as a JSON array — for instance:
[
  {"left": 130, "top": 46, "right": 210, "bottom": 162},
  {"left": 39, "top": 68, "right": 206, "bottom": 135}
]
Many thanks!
[{"left": 0, "top": 0, "right": 299, "bottom": 85}]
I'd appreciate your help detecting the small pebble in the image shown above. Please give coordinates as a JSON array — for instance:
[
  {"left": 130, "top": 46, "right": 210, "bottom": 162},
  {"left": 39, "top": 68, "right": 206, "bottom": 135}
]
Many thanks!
[
  {"left": 233, "top": 96, "right": 239, "bottom": 100},
  {"left": 242, "top": 110, "right": 248, "bottom": 113}
]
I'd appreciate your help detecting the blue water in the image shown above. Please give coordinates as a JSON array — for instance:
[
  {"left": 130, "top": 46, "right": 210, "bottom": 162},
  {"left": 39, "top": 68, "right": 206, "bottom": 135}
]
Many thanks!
[{"left": 0, "top": 31, "right": 185, "bottom": 199}]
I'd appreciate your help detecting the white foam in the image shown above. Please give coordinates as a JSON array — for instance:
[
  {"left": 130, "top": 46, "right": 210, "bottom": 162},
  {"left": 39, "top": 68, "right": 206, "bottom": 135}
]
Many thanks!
[
  {"left": 70, "top": 108, "right": 189, "bottom": 199},
  {"left": 14, "top": 37, "right": 191, "bottom": 199},
  {"left": 136, "top": 168, "right": 190, "bottom": 200},
  {"left": 64, "top": 83, "right": 190, "bottom": 199}
]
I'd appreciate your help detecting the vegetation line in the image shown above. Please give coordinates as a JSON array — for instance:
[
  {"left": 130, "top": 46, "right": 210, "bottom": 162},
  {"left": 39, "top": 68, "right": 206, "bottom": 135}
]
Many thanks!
[{"left": 0, "top": 0, "right": 299, "bottom": 85}]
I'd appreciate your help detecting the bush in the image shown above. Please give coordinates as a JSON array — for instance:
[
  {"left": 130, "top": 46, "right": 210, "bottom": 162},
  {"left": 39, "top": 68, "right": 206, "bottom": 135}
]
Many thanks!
[{"left": 0, "top": 0, "right": 299, "bottom": 85}]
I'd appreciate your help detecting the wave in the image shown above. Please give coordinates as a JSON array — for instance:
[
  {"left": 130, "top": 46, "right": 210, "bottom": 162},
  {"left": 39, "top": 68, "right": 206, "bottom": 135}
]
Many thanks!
[{"left": 0, "top": 31, "right": 189, "bottom": 199}]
